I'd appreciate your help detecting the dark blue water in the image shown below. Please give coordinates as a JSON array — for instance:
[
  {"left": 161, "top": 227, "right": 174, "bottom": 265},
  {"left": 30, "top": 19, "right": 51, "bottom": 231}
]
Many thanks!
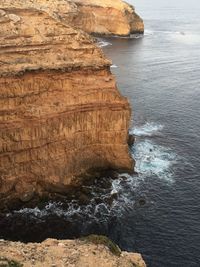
[
  {"left": 101, "top": 0, "right": 200, "bottom": 266},
  {"left": 1, "top": 1, "right": 200, "bottom": 266}
]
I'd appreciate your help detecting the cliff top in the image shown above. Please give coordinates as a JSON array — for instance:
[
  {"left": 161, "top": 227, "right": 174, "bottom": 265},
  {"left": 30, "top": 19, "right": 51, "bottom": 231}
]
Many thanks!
[
  {"left": 0, "top": 0, "right": 77, "bottom": 14},
  {"left": 73, "top": 0, "right": 135, "bottom": 12},
  {"left": 0, "top": 7, "right": 110, "bottom": 77},
  {"left": 1, "top": 0, "right": 135, "bottom": 12},
  {"left": 0, "top": 237, "right": 146, "bottom": 267}
]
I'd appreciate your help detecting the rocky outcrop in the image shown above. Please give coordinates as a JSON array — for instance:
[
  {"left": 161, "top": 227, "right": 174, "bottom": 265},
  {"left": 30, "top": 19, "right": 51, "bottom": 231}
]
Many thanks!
[
  {"left": 0, "top": 7, "right": 133, "bottom": 207},
  {"left": 70, "top": 0, "right": 144, "bottom": 36},
  {"left": 1, "top": 0, "right": 144, "bottom": 36},
  {"left": 0, "top": 237, "right": 146, "bottom": 267}
]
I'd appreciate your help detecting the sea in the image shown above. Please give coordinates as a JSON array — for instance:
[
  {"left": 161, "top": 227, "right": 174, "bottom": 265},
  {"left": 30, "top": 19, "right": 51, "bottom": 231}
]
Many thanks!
[{"left": 1, "top": 0, "right": 200, "bottom": 266}]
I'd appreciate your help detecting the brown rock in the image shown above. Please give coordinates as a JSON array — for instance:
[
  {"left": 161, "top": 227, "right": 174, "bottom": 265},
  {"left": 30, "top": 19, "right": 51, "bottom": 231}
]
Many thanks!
[
  {"left": 1, "top": 0, "right": 144, "bottom": 36},
  {"left": 71, "top": 0, "right": 144, "bottom": 36},
  {"left": 128, "top": 134, "right": 136, "bottom": 146},
  {"left": 0, "top": 7, "right": 134, "bottom": 207},
  {"left": 0, "top": 238, "right": 146, "bottom": 267}
]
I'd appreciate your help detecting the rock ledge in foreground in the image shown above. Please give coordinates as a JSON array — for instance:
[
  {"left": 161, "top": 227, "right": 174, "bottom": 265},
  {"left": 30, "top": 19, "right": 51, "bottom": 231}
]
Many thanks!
[{"left": 0, "top": 236, "right": 146, "bottom": 267}]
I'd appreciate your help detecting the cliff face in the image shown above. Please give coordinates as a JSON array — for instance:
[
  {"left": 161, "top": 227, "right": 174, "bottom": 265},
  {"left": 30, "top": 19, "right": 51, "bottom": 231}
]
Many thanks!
[
  {"left": 1, "top": 0, "right": 144, "bottom": 36},
  {"left": 71, "top": 0, "right": 144, "bottom": 36},
  {"left": 0, "top": 237, "right": 146, "bottom": 267},
  {"left": 0, "top": 7, "right": 133, "bottom": 206}
]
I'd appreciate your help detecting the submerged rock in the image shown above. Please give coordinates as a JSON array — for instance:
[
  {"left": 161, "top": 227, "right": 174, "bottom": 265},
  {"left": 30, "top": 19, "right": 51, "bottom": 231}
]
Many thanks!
[
  {"left": 0, "top": 6, "right": 133, "bottom": 208},
  {"left": 0, "top": 237, "right": 146, "bottom": 267},
  {"left": 128, "top": 134, "right": 136, "bottom": 146}
]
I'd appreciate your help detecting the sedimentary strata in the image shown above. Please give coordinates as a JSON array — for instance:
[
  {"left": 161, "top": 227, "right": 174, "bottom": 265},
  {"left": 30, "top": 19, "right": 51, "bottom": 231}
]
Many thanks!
[
  {"left": 70, "top": 0, "right": 144, "bottom": 36},
  {"left": 0, "top": 7, "right": 133, "bottom": 207},
  {"left": 1, "top": 0, "right": 144, "bottom": 36}
]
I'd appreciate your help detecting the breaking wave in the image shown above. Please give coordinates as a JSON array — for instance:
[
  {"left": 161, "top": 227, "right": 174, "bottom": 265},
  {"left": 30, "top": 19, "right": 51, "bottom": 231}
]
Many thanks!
[
  {"left": 111, "top": 64, "right": 118, "bottom": 68},
  {"left": 130, "top": 122, "right": 164, "bottom": 137},
  {"left": 2, "top": 121, "right": 178, "bottom": 243},
  {"left": 132, "top": 140, "right": 177, "bottom": 183},
  {"left": 97, "top": 40, "right": 112, "bottom": 47}
]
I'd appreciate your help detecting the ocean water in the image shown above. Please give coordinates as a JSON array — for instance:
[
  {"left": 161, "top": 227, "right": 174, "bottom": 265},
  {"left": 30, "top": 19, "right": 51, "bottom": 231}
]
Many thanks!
[
  {"left": 1, "top": 1, "right": 200, "bottom": 266},
  {"left": 101, "top": 0, "right": 200, "bottom": 266}
]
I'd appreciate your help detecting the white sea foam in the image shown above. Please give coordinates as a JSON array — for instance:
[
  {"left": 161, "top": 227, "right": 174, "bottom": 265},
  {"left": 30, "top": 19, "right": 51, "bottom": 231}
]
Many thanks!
[
  {"left": 97, "top": 40, "right": 112, "bottom": 47},
  {"left": 130, "top": 122, "right": 163, "bottom": 137},
  {"left": 111, "top": 64, "right": 118, "bottom": 68},
  {"left": 10, "top": 199, "right": 110, "bottom": 220},
  {"left": 8, "top": 121, "right": 177, "bottom": 219},
  {"left": 13, "top": 202, "right": 68, "bottom": 218},
  {"left": 133, "top": 139, "right": 177, "bottom": 183}
]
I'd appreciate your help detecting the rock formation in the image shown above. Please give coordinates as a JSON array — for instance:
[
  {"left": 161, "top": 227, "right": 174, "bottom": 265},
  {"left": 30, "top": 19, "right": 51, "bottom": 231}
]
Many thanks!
[
  {"left": 0, "top": 6, "right": 133, "bottom": 207},
  {"left": 0, "top": 237, "right": 146, "bottom": 267},
  {"left": 70, "top": 0, "right": 144, "bottom": 36},
  {"left": 1, "top": 0, "right": 144, "bottom": 36}
]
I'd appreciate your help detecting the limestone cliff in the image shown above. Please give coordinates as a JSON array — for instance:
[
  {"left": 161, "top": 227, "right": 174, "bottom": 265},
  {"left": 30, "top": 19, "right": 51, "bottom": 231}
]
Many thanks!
[
  {"left": 1, "top": 0, "right": 144, "bottom": 36},
  {"left": 0, "top": 237, "right": 146, "bottom": 267},
  {"left": 0, "top": 7, "right": 133, "bottom": 207},
  {"left": 70, "top": 0, "right": 144, "bottom": 36}
]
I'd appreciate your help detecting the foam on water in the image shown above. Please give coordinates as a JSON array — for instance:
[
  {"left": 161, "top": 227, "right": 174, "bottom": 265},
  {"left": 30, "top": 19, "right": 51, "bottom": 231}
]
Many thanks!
[
  {"left": 130, "top": 122, "right": 164, "bottom": 137},
  {"left": 97, "top": 40, "right": 112, "bottom": 47},
  {"left": 132, "top": 140, "right": 177, "bottom": 183},
  {"left": 10, "top": 202, "right": 72, "bottom": 218},
  {"left": 8, "top": 198, "right": 111, "bottom": 224},
  {"left": 6, "top": 122, "right": 177, "bottom": 226},
  {"left": 111, "top": 64, "right": 118, "bottom": 68}
]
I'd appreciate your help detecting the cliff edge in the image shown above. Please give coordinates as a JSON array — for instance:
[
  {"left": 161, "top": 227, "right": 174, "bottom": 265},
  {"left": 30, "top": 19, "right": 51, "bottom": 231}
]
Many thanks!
[
  {"left": 0, "top": 237, "right": 146, "bottom": 267},
  {"left": 1, "top": 0, "right": 144, "bottom": 36},
  {"left": 70, "top": 0, "right": 144, "bottom": 36},
  {"left": 0, "top": 6, "right": 133, "bottom": 208}
]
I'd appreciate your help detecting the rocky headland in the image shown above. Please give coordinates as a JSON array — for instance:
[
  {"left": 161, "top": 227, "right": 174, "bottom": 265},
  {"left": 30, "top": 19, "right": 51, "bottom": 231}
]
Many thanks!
[
  {"left": 0, "top": 6, "right": 134, "bottom": 209},
  {"left": 1, "top": 0, "right": 144, "bottom": 36},
  {"left": 0, "top": 1, "right": 146, "bottom": 266},
  {"left": 67, "top": 0, "right": 144, "bottom": 36}
]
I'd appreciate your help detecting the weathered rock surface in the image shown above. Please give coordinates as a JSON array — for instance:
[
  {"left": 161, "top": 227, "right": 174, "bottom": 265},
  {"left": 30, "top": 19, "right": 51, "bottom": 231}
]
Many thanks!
[
  {"left": 71, "top": 0, "right": 144, "bottom": 36},
  {"left": 1, "top": 0, "right": 144, "bottom": 36},
  {"left": 0, "top": 238, "right": 146, "bottom": 267},
  {"left": 0, "top": 7, "right": 133, "bottom": 207}
]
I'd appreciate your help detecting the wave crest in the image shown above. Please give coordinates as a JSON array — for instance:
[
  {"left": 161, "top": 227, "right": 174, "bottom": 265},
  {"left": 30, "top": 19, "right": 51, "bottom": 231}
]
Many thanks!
[{"left": 130, "top": 122, "right": 164, "bottom": 137}]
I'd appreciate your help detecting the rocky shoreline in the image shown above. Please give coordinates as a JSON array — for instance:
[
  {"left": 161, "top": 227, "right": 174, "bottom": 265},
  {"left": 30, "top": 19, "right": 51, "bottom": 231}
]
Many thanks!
[
  {"left": 1, "top": 0, "right": 144, "bottom": 37},
  {"left": 0, "top": 4, "right": 134, "bottom": 208},
  {"left": 0, "top": 0, "right": 145, "bottom": 266}
]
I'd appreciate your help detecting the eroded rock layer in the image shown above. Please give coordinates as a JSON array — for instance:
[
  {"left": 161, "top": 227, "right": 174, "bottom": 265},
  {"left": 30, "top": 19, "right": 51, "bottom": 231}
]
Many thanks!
[
  {"left": 0, "top": 8, "right": 133, "bottom": 206},
  {"left": 1, "top": 0, "right": 144, "bottom": 36},
  {"left": 71, "top": 0, "right": 144, "bottom": 36}
]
